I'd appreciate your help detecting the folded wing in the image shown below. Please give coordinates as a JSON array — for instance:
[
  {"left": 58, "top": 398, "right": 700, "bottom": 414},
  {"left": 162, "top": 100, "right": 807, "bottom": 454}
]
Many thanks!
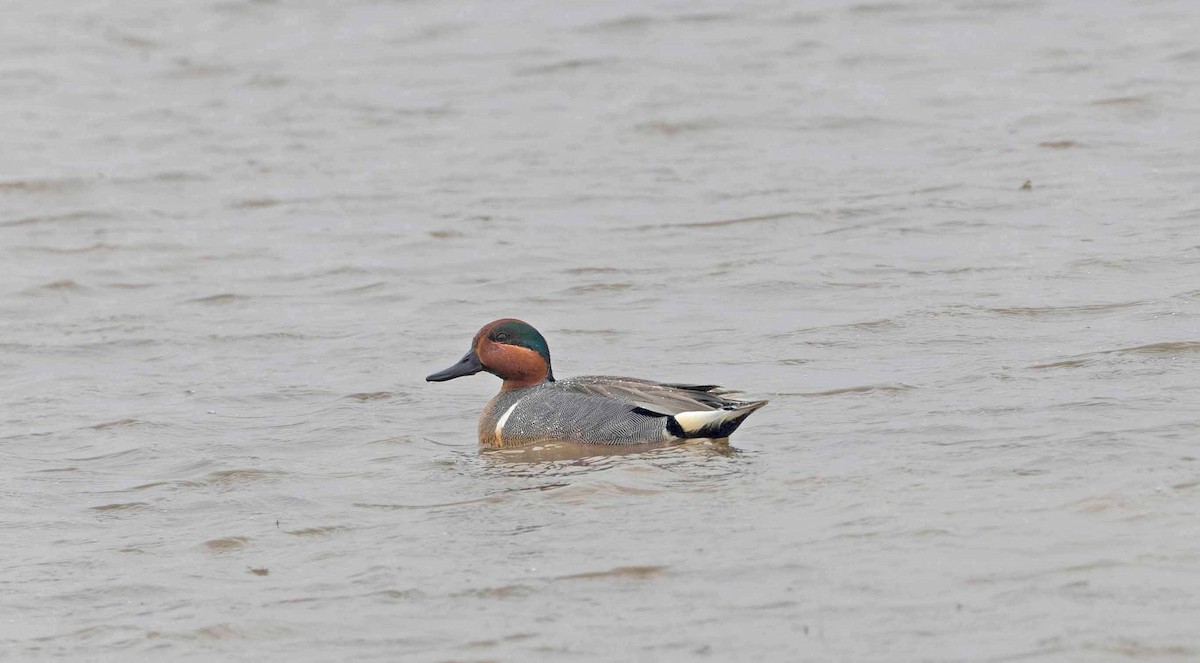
[{"left": 557, "top": 375, "right": 750, "bottom": 415}]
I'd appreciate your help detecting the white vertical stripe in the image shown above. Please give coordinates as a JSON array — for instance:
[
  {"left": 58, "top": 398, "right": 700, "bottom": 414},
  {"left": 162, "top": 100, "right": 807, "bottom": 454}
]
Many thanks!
[{"left": 494, "top": 402, "right": 519, "bottom": 445}]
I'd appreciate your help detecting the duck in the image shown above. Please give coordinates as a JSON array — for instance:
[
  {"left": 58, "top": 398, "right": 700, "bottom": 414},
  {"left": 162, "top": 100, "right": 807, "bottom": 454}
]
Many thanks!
[{"left": 426, "top": 318, "right": 768, "bottom": 448}]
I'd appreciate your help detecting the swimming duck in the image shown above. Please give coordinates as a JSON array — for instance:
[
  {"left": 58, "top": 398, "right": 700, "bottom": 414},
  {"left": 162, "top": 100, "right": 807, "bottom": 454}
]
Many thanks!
[{"left": 426, "top": 318, "right": 768, "bottom": 447}]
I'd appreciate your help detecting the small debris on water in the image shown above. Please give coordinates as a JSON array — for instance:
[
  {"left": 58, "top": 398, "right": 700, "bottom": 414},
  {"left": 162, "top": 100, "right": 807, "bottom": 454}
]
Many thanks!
[
  {"left": 249, "top": 567, "right": 269, "bottom": 576},
  {"left": 1021, "top": 179, "right": 1032, "bottom": 190}
]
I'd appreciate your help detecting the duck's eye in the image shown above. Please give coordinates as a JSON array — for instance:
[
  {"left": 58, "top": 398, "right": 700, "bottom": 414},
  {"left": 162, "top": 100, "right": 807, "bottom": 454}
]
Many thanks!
[{"left": 495, "top": 332, "right": 509, "bottom": 342}]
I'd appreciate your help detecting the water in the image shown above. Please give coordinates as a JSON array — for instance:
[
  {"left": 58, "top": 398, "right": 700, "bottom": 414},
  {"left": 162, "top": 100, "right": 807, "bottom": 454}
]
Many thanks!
[{"left": 3, "top": 0, "right": 1200, "bottom": 659}]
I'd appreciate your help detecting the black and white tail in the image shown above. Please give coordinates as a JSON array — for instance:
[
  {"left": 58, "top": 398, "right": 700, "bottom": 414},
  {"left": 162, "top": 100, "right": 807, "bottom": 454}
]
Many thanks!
[{"left": 668, "top": 400, "right": 769, "bottom": 439}]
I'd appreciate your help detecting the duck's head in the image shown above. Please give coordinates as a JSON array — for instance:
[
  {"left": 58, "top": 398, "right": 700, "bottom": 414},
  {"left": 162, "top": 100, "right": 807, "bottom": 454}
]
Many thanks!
[{"left": 426, "top": 318, "right": 554, "bottom": 390}]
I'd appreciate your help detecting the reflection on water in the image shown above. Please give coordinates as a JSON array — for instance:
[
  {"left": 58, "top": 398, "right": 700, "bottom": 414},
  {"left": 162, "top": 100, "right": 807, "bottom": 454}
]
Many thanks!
[
  {"left": 479, "top": 438, "right": 741, "bottom": 466},
  {"left": 3, "top": 0, "right": 1200, "bottom": 659}
]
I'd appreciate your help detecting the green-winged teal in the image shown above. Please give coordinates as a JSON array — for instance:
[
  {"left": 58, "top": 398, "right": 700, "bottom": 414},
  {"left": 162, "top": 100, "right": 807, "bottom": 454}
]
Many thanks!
[{"left": 426, "top": 318, "right": 768, "bottom": 448}]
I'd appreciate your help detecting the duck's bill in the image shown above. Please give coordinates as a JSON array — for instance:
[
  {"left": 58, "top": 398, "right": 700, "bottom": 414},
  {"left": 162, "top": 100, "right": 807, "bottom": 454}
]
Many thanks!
[{"left": 426, "top": 349, "right": 485, "bottom": 382}]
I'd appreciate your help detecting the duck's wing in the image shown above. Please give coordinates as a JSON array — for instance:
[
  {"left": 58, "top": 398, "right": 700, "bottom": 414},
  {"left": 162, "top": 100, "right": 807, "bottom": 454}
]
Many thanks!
[{"left": 556, "top": 375, "right": 739, "bottom": 416}]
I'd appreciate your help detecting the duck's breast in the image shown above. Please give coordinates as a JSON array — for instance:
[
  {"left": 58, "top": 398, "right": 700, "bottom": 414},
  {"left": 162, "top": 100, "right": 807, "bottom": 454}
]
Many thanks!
[{"left": 478, "top": 389, "right": 525, "bottom": 447}]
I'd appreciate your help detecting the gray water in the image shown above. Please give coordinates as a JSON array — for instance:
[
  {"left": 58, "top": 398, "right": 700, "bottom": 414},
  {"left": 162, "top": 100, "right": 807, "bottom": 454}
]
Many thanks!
[{"left": 3, "top": 0, "right": 1200, "bottom": 660}]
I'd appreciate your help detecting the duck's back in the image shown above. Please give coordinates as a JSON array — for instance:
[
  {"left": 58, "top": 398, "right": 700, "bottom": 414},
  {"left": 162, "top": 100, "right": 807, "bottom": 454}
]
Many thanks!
[{"left": 555, "top": 375, "right": 737, "bottom": 414}]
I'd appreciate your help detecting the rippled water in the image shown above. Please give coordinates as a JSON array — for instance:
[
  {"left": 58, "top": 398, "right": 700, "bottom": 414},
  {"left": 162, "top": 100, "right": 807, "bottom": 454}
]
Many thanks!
[{"left": 4, "top": 0, "right": 1200, "bottom": 660}]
